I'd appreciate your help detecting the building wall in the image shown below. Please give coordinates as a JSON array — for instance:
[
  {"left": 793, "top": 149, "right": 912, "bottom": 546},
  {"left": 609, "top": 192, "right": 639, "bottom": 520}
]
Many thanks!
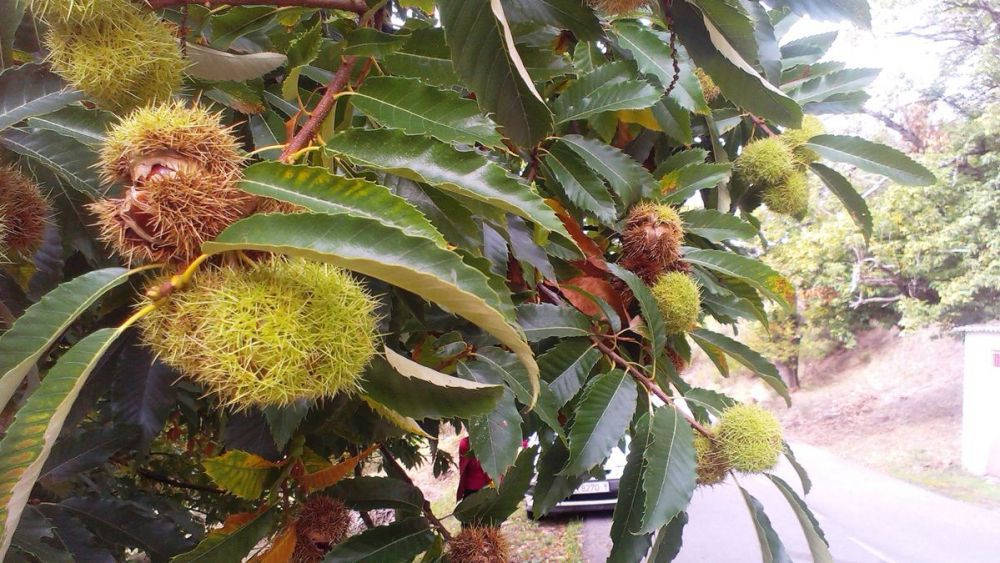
[{"left": 961, "top": 332, "right": 1000, "bottom": 476}]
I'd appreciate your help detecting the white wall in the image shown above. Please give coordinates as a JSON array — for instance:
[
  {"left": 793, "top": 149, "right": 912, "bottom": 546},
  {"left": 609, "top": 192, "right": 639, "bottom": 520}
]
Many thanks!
[{"left": 961, "top": 332, "right": 1000, "bottom": 476}]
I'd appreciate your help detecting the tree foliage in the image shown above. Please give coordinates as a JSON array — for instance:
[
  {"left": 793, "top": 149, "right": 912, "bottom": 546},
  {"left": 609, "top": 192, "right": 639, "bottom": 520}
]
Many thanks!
[{"left": 0, "top": 0, "right": 933, "bottom": 561}]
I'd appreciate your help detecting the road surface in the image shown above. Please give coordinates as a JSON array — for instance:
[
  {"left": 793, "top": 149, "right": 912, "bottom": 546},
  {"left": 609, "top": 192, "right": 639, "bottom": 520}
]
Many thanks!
[{"left": 579, "top": 443, "right": 1000, "bottom": 562}]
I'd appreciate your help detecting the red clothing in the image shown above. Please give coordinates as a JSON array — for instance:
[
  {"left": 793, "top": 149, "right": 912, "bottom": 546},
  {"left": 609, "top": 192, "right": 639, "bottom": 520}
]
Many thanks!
[{"left": 457, "top": 436, "right": 491, "bottom": 500}]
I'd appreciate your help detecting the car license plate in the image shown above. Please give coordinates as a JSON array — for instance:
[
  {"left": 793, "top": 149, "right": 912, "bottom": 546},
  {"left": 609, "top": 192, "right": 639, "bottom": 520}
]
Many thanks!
[{"left": 575, "top": 481, "right": 610, "bottom": 494}]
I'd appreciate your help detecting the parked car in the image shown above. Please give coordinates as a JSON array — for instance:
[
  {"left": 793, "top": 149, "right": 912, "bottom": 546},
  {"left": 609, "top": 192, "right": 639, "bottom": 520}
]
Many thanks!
[{"left": 525, "top": 443, "right": 628, "bottom": 518}]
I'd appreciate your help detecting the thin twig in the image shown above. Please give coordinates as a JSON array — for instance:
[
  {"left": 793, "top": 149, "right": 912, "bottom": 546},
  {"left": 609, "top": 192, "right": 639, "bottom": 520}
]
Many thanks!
[
  {"left": 538, "top": 284, "right": 714, "bottom": 438},
  {"left": 748, "top": 114, "right": 778, "bottom": 137},
  {"left": 379, "top": 446, "right": 453, "bottom": 541},
  {"left": 138, "top": 469, "right": 224, "bottom": 494},
  {"left": 661, "top": 0, "right": 681, "bottom": 97},
  {"left": 590, "top": 337, "right": 714, "bottom": 438},
  {"left": 143, "top": 0, "right": 367, "bottom": 12},
  {"left": 279, "top": 55, "right": 358, "bottom": 163}
]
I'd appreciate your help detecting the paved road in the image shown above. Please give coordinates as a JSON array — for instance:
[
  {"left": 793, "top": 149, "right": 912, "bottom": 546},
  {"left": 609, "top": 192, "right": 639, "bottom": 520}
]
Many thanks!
[{"left": 580, "top": 443, "right": 1000, "bottom": 562}]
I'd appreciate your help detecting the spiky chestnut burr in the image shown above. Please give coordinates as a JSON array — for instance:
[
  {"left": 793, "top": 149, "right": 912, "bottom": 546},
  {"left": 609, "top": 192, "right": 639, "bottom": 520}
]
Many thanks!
[
  {"left": 0, "top": 166, "right": 50, "bottom": 258},
  {"left": 694, "top": 68, "right": 721, "bottom": 103},
  {"left": 28, "top": 0, "right": 123, "bottom": 24},
  {"left": 650, "top": 271, "right": 701, "bottom": 335},
  {"left": 448, "top": 526, "right": 510, "bottom": 563},
  {"left": 89, "top": 102, "right": 255, "bottom": 264},
  {"left": 694, "top": 431, "right": 730, "bottom": 486},
  {"left": 781, "top": 115, "right": 825, "bottom": 165},
  {"left": 716, "top": 403, "right": 784, "bottom": 473},
  {"left": 734, "top": 137, "right": 797, "bottom": 188},
  {"left": 762, "top": 171, "right": 810, "bottom": 218},
  {"left": 45, "top": 4, "right": 184, "bottom": 112},
  {"left": 619, "top": 201, "right": 685, "bottom": 285},
  {"left": 139, "top": 257, "right": 379, "bottom": 409},
  {"left": 292, "top": 496, "right": 352, "bottom": 562}
]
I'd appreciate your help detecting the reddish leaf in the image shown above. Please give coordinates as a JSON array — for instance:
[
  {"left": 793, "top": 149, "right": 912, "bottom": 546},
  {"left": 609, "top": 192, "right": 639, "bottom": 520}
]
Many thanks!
[
  {"left": 296, "top": 444, "right": 378, "bottom": 493},
  {"left": 252, "top": 524, "right": 297, "bottom": 563}
]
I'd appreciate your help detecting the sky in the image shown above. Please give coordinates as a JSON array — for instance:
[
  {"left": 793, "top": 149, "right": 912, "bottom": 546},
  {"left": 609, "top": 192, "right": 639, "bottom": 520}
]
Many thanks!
[{"left": 783, "top": 1, "right": 951, "bottom": 113}]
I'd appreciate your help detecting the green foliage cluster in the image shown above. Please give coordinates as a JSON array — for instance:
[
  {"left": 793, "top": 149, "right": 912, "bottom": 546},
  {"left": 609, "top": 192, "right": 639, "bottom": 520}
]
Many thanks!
[{"left": 0, "top": 0, "right": 936, "bottom": 561}]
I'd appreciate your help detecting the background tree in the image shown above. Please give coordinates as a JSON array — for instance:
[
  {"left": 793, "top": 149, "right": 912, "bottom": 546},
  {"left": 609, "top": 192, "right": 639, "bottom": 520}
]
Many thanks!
[{"left": 0, "top": 0, "right": 934, "bottom": 561}]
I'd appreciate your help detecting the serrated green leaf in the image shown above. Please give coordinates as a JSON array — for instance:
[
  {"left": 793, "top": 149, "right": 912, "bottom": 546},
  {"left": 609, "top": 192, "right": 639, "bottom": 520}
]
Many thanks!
[
  {"left": 608, "top": 264, "right": 667, "bottom": 361},
  {"left": 674, "top": 1, "right": 802, "bottom": 127},
  {"left": 238, "top": 161, "right": 445, "bottom": 246},
  {"left": 767, "top": 475, "right": 833, "bottom": 563},
  {"left": 454, "top": 446, "right": 537, "bottom": 526},
  {"left": 612, "top": 22, "right": 709, "bottom": 115},
  {"left": 554, "top": 77, "right": 662, "bottom": 123},
  {"left": 516, "top": 303, "right": 592, "bottom": 341},
  {"left": 0, "top": 268, "right": 134, "bottom": 411},
  {"left": 171, "top": 507, "right": 277, "bottom": 563},
  {"left": 531, "top": 440, "right": 586, "bottom": 517},
  {"left": 464, "top": 387, "right": 522, "bottom": 481},
  {"left": 739, "top": 487, "right": 793, "bottom": 563},
  {"left": 325, "top": 129, "right": 571, "bottom": 242},
  {"left": 648, "top": 512, "right": 688, "bottom": 562},
  {"left": 438, "top": 0, "right": 553, "bottom": 146},
  {"left": 381, "top": 28, "right": 459, "bottom": 88},
  {"left": 689, "top": 328, "right": 790, "bottom": 405},
  {"left": 559, "top": 134, "right": 655, "bottom": 206},
  {"left": 661, "top": 162, "right": 732, "bottom": 204},
  {"left": 204, "top": 213, "right": 539, "bottom": 404},
  {"left": 343, "top": 28, "right": 408, "bottom": 57},
  {"left": 805, "top": 134, "right": 936, "bottom": 186},
  {"left": 351, "top": 76, "right": 502, "bottom": 147},
  {"left": 324, "top": 476, "right": 425, "bottom": 513},
  {"left": 562, "top": 370, "right": 637, "bottom": 475},
  {"left": 688, "top": 0, "right": 759, "bottom": 65},
  {"left": 362, "top": 349, "right": 503, "bottom": 420},
  {"left": 784, "top": 68, "right": 879, "bottom": 105},
  {"left": 0, "top": 327, "right": 127, "bottom": 554},
  {"left": 209, "top": 6, "right": 276, "bottom": 50},
  {"left": 262, "top": 401, "right": 309, "bottom": 450},
  {"left": 538, "top": 339, "right": 601, "bottom": 407},
  {"left": 804, "top": 90, "right": 870, "bottom": 114},
  {"left": 779, "top": 32, "right": 838, "bottom": 68},
  {"left": 639, "top": 406, "right": 696, "bottom": 533},
  {"left": 685, "top": 249, "right": 794, "bottom": 310},
  {"left": 609, "top": 413, "right": 653, "bottom": 562},
  {"left": 26, "top": 106, "right": 113, "bottom": 146},
  {"left": 682, "top": 209, "right": 757, "bottom": 242},
  {"left": 202, "top": 451, "right": 279, "bottom": 500},
  {"left": 543, "top": 141, "right": 618, "bottom": 225},
  {"left": 504, "top": 0, "right": 602, "bottom": 39},
  {"left": 58, "top": 497, "right": 197, "bottom": 560},
  {"left": 0, "top": 64, "right": 83, "bottom": 132},
  {"left": 769, "top": 0, "right": 871, "bottom": 28},
  {"left": 783, "top": 442, "right": 812, "bottom": 494},
  {"left": 809, "top": 162, "right": 872, "bottom": 240},
  {"left": 0, "top": 128, "right": 100, "bottom": 196}
]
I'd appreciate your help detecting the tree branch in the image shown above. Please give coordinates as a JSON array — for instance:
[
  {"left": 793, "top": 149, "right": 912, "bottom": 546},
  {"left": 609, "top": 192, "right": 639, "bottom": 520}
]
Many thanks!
[
  {"left": 143, "top": 0, "right": 367, "bottom": 12},
  {"left": 379, "top": 446, "right": 453, "bottom": 541},
  {"left": 590, "top": 337, "right": 714, "bottom": 438},
  {"left": 279, "top": 55, "right": 358, "bottom": 163},
  {"left": 137, "top": 469, "right": 224, "bottom": 494}
]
